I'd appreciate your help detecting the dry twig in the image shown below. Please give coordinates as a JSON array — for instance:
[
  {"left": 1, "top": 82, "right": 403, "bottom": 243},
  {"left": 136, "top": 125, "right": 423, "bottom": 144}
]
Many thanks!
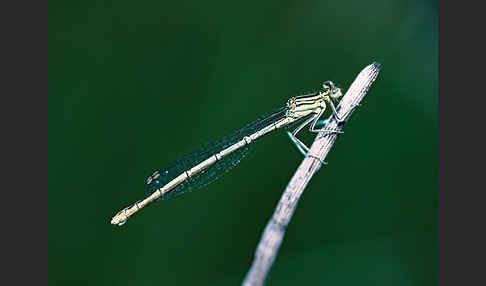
[{"left": 242, "top": 62, "right": 382, "bottom": 286}]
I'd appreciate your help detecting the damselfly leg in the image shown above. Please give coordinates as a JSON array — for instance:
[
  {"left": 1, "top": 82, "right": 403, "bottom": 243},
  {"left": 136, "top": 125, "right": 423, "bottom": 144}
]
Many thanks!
[
  {"left": 286, "top": 114, "right": 316, "bottom": 155},
  {"left": 308, "top": 109, "right": 344, "bottom": 135},
  {"left": 287, "top": 109, "right": 342, "bottom": 164},
  {"left": 327, "top": 100, "right": 362, "bottom": 123}
]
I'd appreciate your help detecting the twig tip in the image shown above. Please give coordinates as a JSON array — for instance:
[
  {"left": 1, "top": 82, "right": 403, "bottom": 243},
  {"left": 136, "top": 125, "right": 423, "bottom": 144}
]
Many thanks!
[{"left": 371, "top": 61, "right": 381, "bottom": 69}]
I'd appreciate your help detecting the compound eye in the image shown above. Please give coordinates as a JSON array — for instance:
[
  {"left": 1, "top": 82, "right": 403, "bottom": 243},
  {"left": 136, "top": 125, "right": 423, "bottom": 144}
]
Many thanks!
[
  {"left": 331, "top": 87, "right": 343, "bottom": 98},
  {"left": 322, "top": 84, "right": 330, "bottom": 93},
  {"left": 322, "top": 81, "right": 335, "bottom": 93}
]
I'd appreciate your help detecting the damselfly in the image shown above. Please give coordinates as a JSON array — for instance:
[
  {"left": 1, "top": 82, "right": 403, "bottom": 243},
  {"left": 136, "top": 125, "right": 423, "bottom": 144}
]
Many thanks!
[{"left": 111, "top": 81, "right": 351, "bottom": 226}]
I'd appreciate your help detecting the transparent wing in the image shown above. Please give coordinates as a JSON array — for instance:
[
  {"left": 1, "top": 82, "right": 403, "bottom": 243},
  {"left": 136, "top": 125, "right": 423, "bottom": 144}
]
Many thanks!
[{"left": 144, "top": 106, "right": 288, "bottom": 200}]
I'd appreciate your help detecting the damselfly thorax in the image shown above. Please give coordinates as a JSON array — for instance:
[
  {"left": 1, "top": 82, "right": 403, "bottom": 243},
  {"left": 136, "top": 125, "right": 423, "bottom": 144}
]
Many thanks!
[
  {"left": 287, "top": 93, "right": 328, "bottom": 118},
  {"left": 111, "top": 81, "right": 351, "bottom": 226}
]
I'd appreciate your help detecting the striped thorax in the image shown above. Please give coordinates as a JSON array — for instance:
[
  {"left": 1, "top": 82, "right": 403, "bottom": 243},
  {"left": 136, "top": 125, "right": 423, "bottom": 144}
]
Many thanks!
[{"left": 286, "top": 81, "right": 342, "bottom": 119}]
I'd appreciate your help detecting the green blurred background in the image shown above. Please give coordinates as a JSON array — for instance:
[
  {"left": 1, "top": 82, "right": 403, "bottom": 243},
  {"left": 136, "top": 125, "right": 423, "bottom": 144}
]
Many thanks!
[{"left": 49, "top": 0, "right": 437, "bottom": 285}]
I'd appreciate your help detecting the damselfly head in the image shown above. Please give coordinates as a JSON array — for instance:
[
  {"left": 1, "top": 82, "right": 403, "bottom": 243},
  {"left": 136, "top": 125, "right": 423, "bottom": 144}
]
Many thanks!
[
  {"left": 322, "top": 81, "right": 342, "bottom": 100},
  {"left": 330, "top": 86, "right": 342, "bottom": 99}
]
